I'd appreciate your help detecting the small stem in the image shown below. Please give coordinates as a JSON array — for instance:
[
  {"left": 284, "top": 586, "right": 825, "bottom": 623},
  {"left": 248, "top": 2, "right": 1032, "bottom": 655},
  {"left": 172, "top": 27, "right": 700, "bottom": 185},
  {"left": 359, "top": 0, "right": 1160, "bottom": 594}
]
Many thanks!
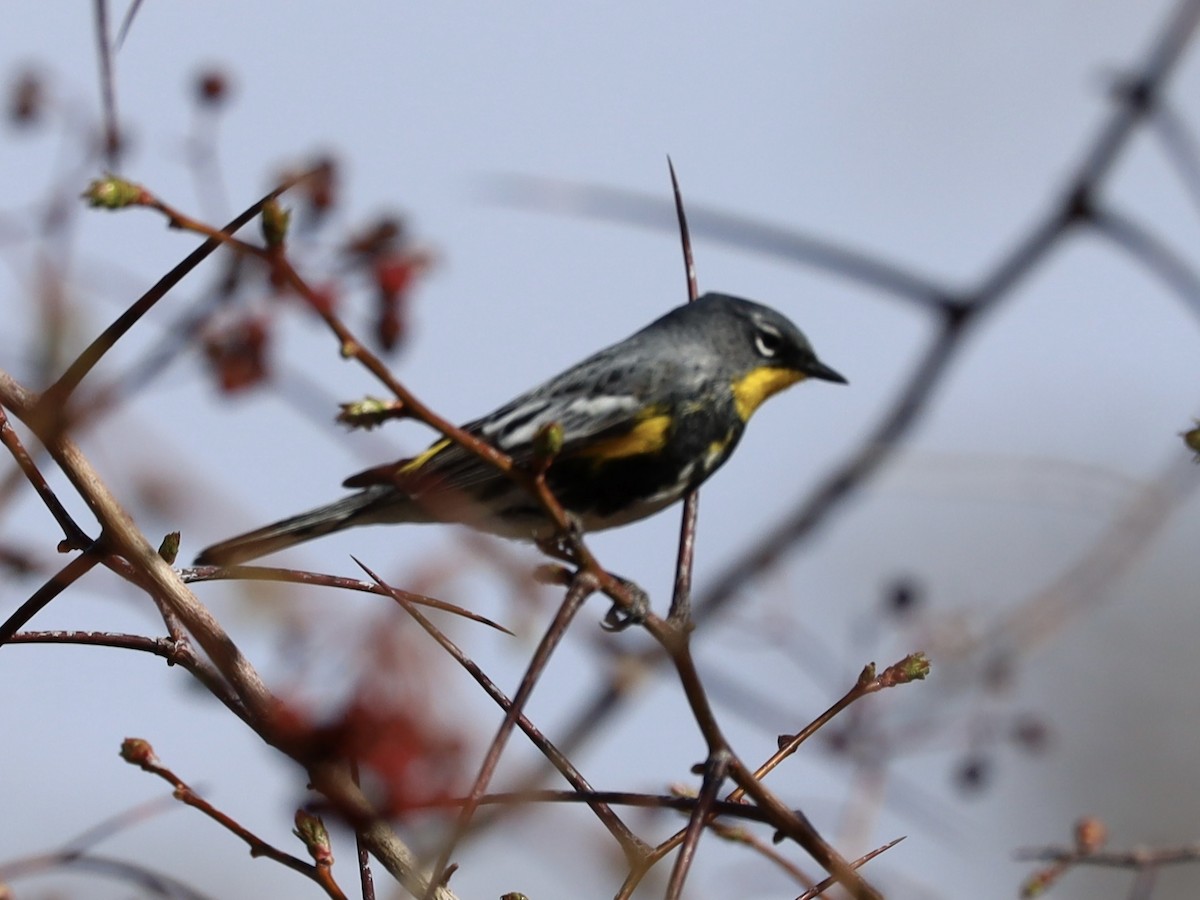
[
  {"left": 0, "top": 403, "right": 91, "bottom": 549},
  {"left": 664, "top": 750, "right": 730, "bottom": 900},
  {"left": 0, "top": 548, "right": 102, "bottom": 646},
  {"left": 422, "top": 572, "right": 598, "bottom": 897}
]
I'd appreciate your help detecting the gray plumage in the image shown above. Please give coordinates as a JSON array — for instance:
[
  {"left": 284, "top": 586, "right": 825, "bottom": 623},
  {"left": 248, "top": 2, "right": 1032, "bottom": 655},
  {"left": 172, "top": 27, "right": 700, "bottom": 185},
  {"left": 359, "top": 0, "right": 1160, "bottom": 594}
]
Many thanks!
[{"left": 194, "top": 293, "right": 845, "bottom": 566}]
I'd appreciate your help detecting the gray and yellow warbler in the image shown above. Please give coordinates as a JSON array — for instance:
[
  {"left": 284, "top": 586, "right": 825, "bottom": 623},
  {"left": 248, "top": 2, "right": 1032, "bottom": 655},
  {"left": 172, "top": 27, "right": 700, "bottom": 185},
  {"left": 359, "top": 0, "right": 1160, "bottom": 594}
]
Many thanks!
[{"left": 194, "top": 292, "right": 845, "bottom": 566}]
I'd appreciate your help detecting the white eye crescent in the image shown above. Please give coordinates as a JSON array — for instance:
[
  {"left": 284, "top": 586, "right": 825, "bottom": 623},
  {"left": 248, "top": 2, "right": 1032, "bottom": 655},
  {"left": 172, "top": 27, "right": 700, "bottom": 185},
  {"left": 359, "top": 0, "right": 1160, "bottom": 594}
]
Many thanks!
[{"left": 754, "top": 327, "right": 783, "bottom": 358}]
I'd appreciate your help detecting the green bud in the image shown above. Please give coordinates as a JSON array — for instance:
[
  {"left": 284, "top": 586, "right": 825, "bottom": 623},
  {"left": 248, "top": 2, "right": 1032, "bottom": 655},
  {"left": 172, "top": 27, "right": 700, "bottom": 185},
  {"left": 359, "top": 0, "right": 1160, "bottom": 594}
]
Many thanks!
[
  {"left": 82, "top": 175, "right": 144, "bottom": 209},
  {"left": 1183, "top": 423, "right": 1200, "bottom": 461},
  {"left": 261, "top": 199, "right": 291, "bottom": 248},
  {"left": 878, "top": 652, "right": 931, "bottom": 687},
  {"left": 532, "top": 420, "right": 564, "bottom": 461},
  {"left": 336, "top": 395, "right": 405, "bottom": 430},
  {"left": 293, "top": 809, "right": 333, "bottom": 865},
  {"left": 157, "top": 531, "right": 181, "bottom": 564}
]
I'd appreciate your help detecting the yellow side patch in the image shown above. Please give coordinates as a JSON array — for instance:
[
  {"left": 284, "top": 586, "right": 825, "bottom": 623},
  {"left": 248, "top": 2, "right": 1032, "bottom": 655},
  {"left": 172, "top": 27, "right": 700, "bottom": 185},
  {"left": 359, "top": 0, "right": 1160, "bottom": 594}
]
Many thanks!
[
  {"left": 732, "top": 367, "right": 803, "bottom": 420},
  {"left": 576, "top": 413, "right": 672, "bottom": 460},
  {"left": 398, "top": 437, "right": 452, "bottom": 474}
]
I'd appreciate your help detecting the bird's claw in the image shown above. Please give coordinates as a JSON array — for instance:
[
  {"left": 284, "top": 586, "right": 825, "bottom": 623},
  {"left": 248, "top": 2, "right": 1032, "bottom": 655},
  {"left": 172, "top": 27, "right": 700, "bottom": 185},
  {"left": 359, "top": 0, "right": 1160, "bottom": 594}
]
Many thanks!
[{"left": 601, "top": 577, "right": 650, "bottom": 631}]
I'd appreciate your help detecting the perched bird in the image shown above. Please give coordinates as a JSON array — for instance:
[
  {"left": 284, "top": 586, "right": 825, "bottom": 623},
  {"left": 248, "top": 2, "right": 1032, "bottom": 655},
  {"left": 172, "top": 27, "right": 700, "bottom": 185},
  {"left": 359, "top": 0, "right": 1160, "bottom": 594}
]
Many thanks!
[{"left": 195, "top": 293, "right": 845, "bottom": 566}]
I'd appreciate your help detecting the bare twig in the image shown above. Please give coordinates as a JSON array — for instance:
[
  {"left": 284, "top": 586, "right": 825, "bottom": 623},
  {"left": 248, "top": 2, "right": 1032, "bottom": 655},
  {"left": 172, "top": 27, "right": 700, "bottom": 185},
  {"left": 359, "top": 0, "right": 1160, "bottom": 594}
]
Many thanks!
[
  {"left": 0, "top": 548, "right": 102, "bottom": 646},
  {"left": 418, "top": 569, "right": 598, "bottom": 897},
  {"left": 796, "top": 837, "right": 906, "bottom": 900},
  {"left": 358, "top": 560, "right": 648, "bottom": 860},
  {"left": 5, "top": 629, "right": 247, "bottom": 722},
  {"left": 119, "top": 739, "right": 347, "bottom": 900},
  {"left": 665, "top": 750, "right": 730, "bottom": 900},
  {"left": 0, "top": 402, "right": 91, "bottom": 549},
  {"left": 92, "top": 0, "right": 120, "bottom": 163},
  {"left": 351, "top": 761, "right": 377, "bottom": 900},
  {"left": 183, "top": 563, "right": 513, "bottom": 634},
  {"left": 733, "top": 655, "right": 930, "bottom": 803},
  {"left": 667, "top": 157, "right": 701, "bottom": 626}
]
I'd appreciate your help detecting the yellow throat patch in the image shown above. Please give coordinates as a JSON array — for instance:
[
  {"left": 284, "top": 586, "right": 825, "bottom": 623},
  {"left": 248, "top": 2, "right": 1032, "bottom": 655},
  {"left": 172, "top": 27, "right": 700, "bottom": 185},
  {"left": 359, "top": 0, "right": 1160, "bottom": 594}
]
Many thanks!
[{"left": 732, "top": 367, "right": 804, "bottom": 420}]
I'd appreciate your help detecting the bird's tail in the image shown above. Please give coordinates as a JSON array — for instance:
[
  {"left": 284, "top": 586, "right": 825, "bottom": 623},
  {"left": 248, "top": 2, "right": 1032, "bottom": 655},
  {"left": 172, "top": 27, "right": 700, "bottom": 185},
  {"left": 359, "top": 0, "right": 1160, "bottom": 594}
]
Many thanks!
[{"left": 194, "top": 487, "right": 399, "bottom": 566}]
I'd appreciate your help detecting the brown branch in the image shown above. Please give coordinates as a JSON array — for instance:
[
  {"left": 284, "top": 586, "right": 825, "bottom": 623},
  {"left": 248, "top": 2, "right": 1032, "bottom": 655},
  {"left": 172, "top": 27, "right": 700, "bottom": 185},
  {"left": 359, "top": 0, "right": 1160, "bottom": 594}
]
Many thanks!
[
  {"left": 732, "top": 654, "right": 930, "bottom": 803},
  {"left": 0, "top": 402, "right": 91, "bottom": 550},
  {"left": 6, "top": 629, "right": 247, "bottom": 722},
  {"left": 119, "top": 739, "right": 347, "bottom": 900},
  {"left": 0, "top": 368, "right": 280, "bottom": 760},
  {"left": 359, "top": 560, "right": 648, "bottom": 860},
  {"left": 615, "top": 607, "right": 883, "bottom": 900},
  {"left": 351, "top": 757, "right": 377, "bottom": 900},
  {"left": 665, "top": 750, "right": 730, "bottom": 900},
  {"left": 0, "top": 396, "right": 436, "bottom": 893},
  {"left": 415, "top": 568, "right": 598, "bottom": 897},
  {"left": 796, "top": 837, "right": 907, "bottom": 900},
  {"left": 0, "top": 549, "right": 102, "bottom": 646},
  {"left": 183, "top": 564, "right": 513, "bottom": 634},
  {"left": 706, "top": 814, "right": 820, "bottom": 892},
  {"left": 1016, "top": 819, "right": 1200, "bottom": 899}
]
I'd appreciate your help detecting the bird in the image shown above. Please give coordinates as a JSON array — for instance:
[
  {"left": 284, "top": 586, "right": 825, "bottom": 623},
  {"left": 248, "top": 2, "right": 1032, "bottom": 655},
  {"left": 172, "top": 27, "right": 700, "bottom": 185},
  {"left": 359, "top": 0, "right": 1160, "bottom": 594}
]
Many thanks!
[{"left": 194, "top": 292, "right": 846, "bottom": 566}]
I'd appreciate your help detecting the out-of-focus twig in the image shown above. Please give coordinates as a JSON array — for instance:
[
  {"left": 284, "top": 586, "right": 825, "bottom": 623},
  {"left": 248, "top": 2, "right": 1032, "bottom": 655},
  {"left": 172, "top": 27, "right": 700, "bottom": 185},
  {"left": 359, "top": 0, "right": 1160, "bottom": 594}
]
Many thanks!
[{"left": 92, "top": 0, "right": 120, "bottom": 164}]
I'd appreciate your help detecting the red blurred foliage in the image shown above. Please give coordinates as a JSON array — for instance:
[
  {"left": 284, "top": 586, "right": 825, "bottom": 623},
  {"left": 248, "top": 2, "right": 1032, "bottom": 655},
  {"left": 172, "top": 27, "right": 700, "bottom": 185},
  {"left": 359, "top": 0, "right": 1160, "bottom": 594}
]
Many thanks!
[
  {"left": 341, "top": 215, "right": 434, "bottom": 352},
  {"left": 270, "top": 623, "right": 466, "bottom": 818},
  {"left": 203, "top": 316, "right": 270, "bottom": 393},
  {"left": 303, "top": 155, "right": 338, "bottom": 218},
  {"left": 373, "top": 249, "right": 434, "bottom": 352},
  {"left": 9, "top": 69, "right": 44, "bottom": 126},
  {"left": 195, "top": 67, "right": 232, "bottom": 108},
  {"left": 343, "top": 217, "right": 405, "bottom": 261}
]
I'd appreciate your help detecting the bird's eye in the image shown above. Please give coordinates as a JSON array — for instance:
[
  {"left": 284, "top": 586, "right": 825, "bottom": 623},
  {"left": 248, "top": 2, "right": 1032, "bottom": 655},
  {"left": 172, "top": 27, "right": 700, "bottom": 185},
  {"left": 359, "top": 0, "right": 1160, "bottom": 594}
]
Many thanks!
[{"left": 754, "top": 327, "right": 783, "bottom": 358}]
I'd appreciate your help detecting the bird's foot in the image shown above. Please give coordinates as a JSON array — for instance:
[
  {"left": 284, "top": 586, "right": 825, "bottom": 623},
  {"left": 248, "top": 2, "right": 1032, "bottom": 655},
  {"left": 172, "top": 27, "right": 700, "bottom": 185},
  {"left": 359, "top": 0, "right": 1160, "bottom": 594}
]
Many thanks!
[{"left": 601, "top": 576, "right": 650, "bottom": 632}]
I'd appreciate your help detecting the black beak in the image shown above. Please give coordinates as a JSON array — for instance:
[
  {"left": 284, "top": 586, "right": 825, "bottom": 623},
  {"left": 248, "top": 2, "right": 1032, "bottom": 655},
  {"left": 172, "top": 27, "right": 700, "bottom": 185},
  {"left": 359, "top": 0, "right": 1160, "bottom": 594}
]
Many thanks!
[{"left": 804, "top": 357, "right": 848, "bottom": 385}]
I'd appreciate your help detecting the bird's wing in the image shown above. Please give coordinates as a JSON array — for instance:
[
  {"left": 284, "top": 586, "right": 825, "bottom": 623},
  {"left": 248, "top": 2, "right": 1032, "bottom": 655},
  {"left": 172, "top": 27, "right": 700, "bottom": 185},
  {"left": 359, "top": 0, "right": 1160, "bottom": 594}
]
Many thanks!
[{"left": 343, "top": 375, "right": 657, "bottom": 494}]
